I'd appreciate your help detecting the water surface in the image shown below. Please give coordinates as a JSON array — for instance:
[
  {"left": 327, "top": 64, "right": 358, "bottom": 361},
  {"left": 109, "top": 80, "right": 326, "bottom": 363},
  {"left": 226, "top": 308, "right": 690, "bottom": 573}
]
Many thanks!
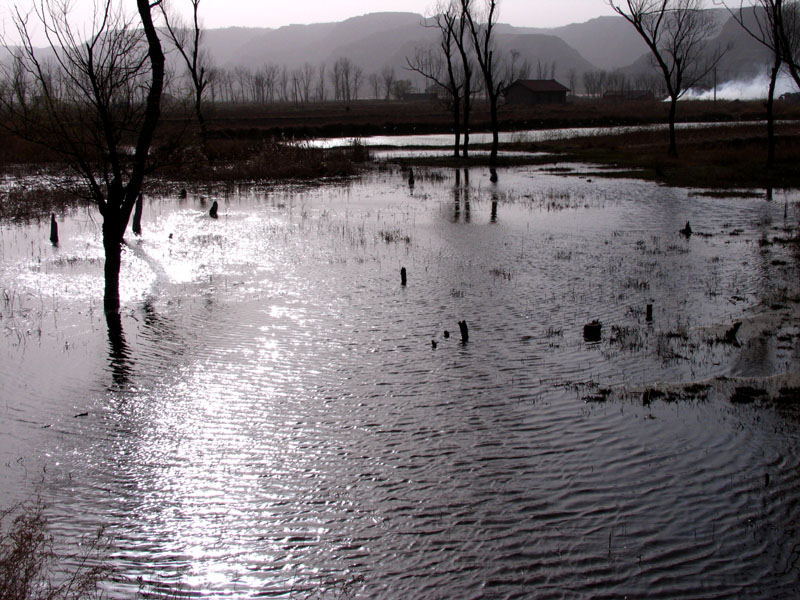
[{"left": 1, "top": 166, "right": 799, "bottom": 598}]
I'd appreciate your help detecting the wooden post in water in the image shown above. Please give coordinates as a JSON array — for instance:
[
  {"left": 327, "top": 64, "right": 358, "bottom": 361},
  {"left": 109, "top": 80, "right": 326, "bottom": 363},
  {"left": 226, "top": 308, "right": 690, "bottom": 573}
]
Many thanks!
[
  {"left": 49, "top": 213, "right": 58, "bottom": 245},
  {"left": 132, "top": 193, "right": 143, "bottom": 236},
  {"left": 458, "top": 320, "right": 469, "bottom": 344},
  {"left": 400, "top": 267, "right": 407, "bottom": 286}
]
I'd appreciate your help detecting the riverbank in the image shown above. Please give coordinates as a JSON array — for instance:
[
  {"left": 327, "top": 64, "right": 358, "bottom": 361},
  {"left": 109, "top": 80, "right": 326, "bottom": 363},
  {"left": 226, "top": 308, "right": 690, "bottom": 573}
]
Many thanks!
[
  {"left": 3, "top": 99, "right": 800, "bottom": 193},
  {"left": 530, "top": 120, "right": 800, "bottom": 190}
]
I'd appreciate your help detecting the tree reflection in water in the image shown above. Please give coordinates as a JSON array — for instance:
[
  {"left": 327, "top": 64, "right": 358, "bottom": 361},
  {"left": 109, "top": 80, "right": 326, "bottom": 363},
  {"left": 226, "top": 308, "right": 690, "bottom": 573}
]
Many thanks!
[{"left": 106, "top": 311, "right": 133, "bottom": 388}]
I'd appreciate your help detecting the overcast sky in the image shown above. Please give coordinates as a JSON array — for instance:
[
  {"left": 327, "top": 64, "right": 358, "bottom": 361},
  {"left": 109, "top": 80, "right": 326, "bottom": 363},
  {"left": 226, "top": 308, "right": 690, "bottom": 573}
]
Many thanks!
[{"left": 2, "top": 0, "right": 622, "bottom": 44}]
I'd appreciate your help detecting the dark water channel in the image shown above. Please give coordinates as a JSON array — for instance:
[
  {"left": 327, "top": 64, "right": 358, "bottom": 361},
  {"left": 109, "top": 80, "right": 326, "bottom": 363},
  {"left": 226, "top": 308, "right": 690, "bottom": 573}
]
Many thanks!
[{"left": 1, "top": 165, "right": 799, "bottom": 598}]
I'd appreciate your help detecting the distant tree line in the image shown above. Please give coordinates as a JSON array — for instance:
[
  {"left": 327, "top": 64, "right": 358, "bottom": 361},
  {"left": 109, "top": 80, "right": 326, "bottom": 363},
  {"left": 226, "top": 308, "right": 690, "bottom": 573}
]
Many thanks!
[
  {"left": 581, "top": 69, "right": 664, "bottom": 98},
  {"left": 170, "top": 61, "right": 408, "bottom": 105}
]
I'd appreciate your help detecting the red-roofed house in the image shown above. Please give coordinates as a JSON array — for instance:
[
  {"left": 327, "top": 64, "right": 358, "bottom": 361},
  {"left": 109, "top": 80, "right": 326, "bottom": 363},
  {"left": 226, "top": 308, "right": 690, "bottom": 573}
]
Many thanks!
[{"left": 504, "top": 79, "right": 570, "bottom": 105}]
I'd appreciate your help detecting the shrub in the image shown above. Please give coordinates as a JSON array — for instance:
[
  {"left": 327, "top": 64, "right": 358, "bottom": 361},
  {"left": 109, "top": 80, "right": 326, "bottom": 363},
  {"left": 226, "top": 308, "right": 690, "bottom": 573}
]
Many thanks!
[{"left": 0, "top": 497, "right": 110, "bottom": 600}]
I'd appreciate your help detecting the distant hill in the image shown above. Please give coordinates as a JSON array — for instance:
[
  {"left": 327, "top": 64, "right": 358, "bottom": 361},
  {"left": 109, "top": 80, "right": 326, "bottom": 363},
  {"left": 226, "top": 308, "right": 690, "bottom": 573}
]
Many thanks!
[
  {"left": 195, "top": 12, "right": 621, "bottom": 91},
  {"left": 536, "top": 16, "right": 648, "bottom": 72},
  {"left": 6, "top": 9, "right": 790, "bottom": 95}
]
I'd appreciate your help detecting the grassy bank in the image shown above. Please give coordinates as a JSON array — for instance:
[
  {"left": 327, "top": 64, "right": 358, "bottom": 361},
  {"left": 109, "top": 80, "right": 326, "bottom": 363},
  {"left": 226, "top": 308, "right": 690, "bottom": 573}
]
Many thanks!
[
  {"left": 3, "top": 99, "right": 800, "bottom": 193},
  {"left": 530, "top": 121, "right": 800, "bottom": 189}
]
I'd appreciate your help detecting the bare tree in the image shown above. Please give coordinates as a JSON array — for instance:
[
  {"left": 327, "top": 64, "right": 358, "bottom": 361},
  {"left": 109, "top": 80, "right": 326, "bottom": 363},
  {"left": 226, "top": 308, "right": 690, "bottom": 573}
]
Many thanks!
[
  {"left": 160, "top": 0, "right": 210, "bottom": 154},
  {"left": 368, "top": 72, "right": 380, "bottom": 98},
  {"left": 316, "top": 62, "right": 327, "bottom": 101},
  {"left": 281, "top": 66, "right": 291, "bottom": 102},
  {"left": 380, "top": 65, "right": 396, "bottom": 100},
  {"left": 300, "top": 62, "right": 315, "bottom": 103},
  {"left": 290, "top": 68, "right": 301, "bottom": 105},
  {"left": 1, "top": 0, "right": 165, "bottom": 315},
  {"left": 407, "top": 5, "right": 465, "bottom": 156},
  {"left": 608, "top": 0, "right": 727, "bottom": 157},
  {"left": 722, "top": 1, "right": 798, "bottom": 166},
  {"left": 780, "top": 1, "right": 800, "bottom": 80},
  {"left": 352, "top": 64, "right": 364, "bottom": 100},
  {"left": 568, "top": 68, "right": 578, "bottom": 95},
  {"left": 450, "top": 1, "right": 475, "bottom": 157},
  {"left": 461, "top": 0, "right": 506, "bottom": 164},
  {"left": 233, "top": 66, "right": 249, "bottom": 102}
]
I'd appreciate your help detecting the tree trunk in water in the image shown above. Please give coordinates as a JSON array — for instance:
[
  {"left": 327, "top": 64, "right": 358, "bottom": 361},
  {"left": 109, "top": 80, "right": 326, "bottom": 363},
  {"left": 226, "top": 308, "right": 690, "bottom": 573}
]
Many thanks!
[
  {"left": 452, "top": 99, "right": 461, "bottom": 158},
  {"left": 766, "top": 60, "right": 780, "bottom": 169},
  {"left": 462, "top": 84, "right": 470, "bottom": 158},
  {"left": 106, "top": 309, "right": 132, "bottom": 386},
  {"left": 195, "top": 91, "right": 208, "bottom": 157},
  {"left": 132, "top": 193, "right": 143, "bottom": 236},
  {"left": 489, "top": 95, "right": 499, "bottom": 165},
  {"left": 103, "top": 220, "right": 123, "bottom": 314},
  {"left": 668, "top": 96, "right": 678, "bottom": 158}
]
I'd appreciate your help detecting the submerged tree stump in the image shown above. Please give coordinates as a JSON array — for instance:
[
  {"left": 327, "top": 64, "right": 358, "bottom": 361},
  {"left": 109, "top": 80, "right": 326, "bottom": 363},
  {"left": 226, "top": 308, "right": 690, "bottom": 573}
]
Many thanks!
[
  {"left": 583, "top": 320, "right": 602, "bottom": 342},
  {"left": 49, "top": 213, "right": 58, "bottom": 245},
  {"left": 458, "top": 320, "right": 469, "bottom": 344}
]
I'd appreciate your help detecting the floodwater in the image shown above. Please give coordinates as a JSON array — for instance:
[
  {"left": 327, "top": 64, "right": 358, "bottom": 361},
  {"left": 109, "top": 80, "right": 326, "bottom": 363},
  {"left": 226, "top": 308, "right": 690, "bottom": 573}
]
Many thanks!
[
  {"left": 308, "top": 120, "right": 771, "bottom": 149},
  {"left": 1, "top": 165, "right": 799, "bottom": 598}
]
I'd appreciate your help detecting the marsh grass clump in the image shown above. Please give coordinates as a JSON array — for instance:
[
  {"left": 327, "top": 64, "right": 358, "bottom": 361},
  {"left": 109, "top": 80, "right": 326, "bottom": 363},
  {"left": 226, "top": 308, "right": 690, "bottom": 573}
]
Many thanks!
[
  {"left": 583, "top": 387, "right": 613, "bottom": 403},
  {"left": 730, "top": 386, "right": 768, "bottom": 405},
  {"left": 490, "top": 267, "right": 512, "bottom": 280},
  {"left": 641, "top": 383, "right": 710, "bottom": 405},
  {"left": 609, "top": 325, "right": 646, "bottom": 352},
  {"left": 0, "top": 497, "right": 111, "bottom": 600},
  {"left": 0, "top": 188, "right": 85, "bottom": 223},
  {"left": 776, "top": 387, "right": 800, "bottom": 406},
  {"left": 196, "top": 139, "right": 367, "bottom": 182},
  {"left": 378, "top": 229, "right": 411, "bottom": 244},
  {"left": 622, "top": 277, "right": 650, "bottom": 291}
]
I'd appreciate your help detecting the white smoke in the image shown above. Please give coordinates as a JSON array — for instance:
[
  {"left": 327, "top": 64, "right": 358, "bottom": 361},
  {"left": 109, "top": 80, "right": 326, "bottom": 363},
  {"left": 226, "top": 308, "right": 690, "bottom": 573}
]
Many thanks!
[{"left": 682, "top": 71, "right": 799, "bottom": 100}]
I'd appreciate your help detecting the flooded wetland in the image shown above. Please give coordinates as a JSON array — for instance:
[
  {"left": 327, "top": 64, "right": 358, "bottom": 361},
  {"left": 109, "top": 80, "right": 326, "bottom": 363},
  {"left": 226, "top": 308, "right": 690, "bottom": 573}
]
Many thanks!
[{"left": 1, "top": 163, "right": 799, "bottom": 597}]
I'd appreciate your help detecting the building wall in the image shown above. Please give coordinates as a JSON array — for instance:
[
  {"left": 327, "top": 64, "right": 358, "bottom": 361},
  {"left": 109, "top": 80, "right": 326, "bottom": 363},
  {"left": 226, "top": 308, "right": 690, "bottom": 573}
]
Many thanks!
[{"left": 505, "top": 86, "right": 566, "bottom": 105}]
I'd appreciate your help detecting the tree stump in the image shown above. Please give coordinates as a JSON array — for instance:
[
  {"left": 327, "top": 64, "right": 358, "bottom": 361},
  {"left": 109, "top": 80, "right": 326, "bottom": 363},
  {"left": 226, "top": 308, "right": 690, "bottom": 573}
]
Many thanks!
[
  {"left": 583, "top": 320, "right": 602, "bottom": 342},
  {"left": 49, "top": 213, "right": 59, "bottom": 245},
  {"left": 458, "top": 320, "right": 469, "bottom": 344}
]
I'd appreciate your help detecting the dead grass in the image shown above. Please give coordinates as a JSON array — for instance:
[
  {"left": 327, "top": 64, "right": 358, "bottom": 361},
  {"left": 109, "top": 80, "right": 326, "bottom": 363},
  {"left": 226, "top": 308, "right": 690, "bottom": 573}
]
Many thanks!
[
  {"left": 164, "top": 139, "right": 369, "bottom": 182},
  {"left": 536, "top": 121, "right": 800, "bottom": 188},
  {"left": 0, "top": 497, "right": 110, "bottom": 600},
  {"left": 0, "top": 187, "right": 88, "bottom": 223}
]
